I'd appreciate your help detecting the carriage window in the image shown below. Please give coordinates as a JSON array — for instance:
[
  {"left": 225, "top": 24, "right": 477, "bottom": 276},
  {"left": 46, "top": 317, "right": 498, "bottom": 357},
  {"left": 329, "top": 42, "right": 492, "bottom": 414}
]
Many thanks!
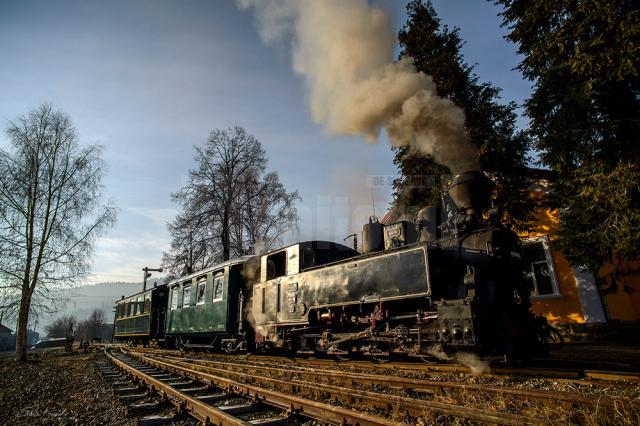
[
  {"left": 128, "top": 301, "right": 134, "bottom": 316},
  {"left": 196, "top": 277, "right": 207, "bottom": 305},
  {"left": 144, "top": 292, "right": 151, "bottom": 313},
  {"left": 136, "top": 295, "right": 144, "bottom": 314},
  {"left": 522, "top": 236, "right": 560, "bottom": 297},
  {"left": 170, "top": 286, "right": 179, "bottom": 310},
  {"left": 212, "top": 274, "right": 224, "bottom": 302},
  {"left": 182, "top": 284, "right": 191, "bottom": 308},
  {"left": 266, "top": 251, "right": 286, "bottom": 280}
]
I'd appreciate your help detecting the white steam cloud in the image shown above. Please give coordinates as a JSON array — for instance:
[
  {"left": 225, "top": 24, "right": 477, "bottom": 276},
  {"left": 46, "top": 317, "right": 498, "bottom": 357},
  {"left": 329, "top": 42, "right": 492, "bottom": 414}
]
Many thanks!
[{"left": 237, "top": 0, "right": 479, "bottom": 174}]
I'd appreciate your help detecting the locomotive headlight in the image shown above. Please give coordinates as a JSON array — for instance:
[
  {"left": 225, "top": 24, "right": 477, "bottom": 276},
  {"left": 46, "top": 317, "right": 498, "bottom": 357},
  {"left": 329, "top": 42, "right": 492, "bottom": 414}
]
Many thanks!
[
  {"left": 464, "top": 327, "right": 473, "bottom": 337},
  {"left": 440, "top": 328, "right": 449, "bottom": 337},
  {"left": 452, "top": 327, "right": 463, "bottom": 339}
]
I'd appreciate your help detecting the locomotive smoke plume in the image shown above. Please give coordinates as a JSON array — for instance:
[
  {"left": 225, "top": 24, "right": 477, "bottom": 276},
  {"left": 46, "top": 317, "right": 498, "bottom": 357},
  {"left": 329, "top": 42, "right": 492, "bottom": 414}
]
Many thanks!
[{"left": 237, "top": 0, "right": 479, "bottom": 174}]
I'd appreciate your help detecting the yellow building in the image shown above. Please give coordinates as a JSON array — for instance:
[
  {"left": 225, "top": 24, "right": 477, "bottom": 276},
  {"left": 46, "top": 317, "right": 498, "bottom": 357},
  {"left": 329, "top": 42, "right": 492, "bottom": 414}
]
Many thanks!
[{"left": 520, "top": 169, "right": 640, "bottom": 325}]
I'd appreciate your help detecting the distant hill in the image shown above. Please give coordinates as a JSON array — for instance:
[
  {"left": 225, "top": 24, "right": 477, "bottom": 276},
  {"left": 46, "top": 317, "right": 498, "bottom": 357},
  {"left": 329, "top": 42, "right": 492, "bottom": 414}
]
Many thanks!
[{"left": 35, "top": 280, "right": 165, "bottom": 334}]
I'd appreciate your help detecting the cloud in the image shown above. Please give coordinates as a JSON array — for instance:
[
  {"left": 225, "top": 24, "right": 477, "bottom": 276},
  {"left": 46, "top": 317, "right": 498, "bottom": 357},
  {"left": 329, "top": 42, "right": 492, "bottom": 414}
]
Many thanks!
[{"left": 127, "top": 207, "right": 178, "bottom": 226}]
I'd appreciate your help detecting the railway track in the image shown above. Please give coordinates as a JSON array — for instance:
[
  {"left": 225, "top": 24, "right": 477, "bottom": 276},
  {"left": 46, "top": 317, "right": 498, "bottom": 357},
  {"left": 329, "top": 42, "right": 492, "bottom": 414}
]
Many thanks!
[
  {"left": 112, "top": 347, "right": 555, "bottom": 425},
  {"left": 122, "top": 347, "right": 640, "bottom": 424},
  {"left": 101, "top": 348, "right": 408, "bottom": 425},
  {"left": 129, "top": 351, "right": 635, "bottom": 410}
]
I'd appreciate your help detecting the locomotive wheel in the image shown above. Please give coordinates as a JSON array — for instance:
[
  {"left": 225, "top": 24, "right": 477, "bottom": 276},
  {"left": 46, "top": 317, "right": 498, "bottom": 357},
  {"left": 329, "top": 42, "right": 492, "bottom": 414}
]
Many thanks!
[
  {"left": 546, "top": 326, "right": 564, "bottom": 350},
  {"left": 370, "top": 347, "right": 390, "bottom": 364},
  {"left": 372, "top": 354, "right": 389, "bottom": 364},
  {"left": 418, "top": 355, "right": 439, "bottom": 364}
]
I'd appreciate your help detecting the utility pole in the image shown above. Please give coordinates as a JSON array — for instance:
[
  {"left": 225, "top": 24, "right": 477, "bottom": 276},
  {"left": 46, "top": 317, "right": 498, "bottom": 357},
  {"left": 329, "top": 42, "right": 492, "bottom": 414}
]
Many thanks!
[{"left": 142, "top": 266, "right": 163, "bottom": 292}]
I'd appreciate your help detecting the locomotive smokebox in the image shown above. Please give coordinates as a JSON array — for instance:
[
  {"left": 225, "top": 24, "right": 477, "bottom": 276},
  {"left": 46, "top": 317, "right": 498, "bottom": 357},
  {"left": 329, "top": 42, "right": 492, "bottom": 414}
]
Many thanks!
[
  {"left": 448, "top": 171, "right": 492, "bottom": 215},
  {"left": 362, "top": 217, "right": 384, "bottom": 254}
]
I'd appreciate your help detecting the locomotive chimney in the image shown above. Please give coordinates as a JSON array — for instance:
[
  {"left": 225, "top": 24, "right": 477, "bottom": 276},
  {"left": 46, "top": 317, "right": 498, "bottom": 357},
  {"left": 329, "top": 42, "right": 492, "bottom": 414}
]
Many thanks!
[{"left": 447, "top": 171, "right": 492, "bottom": 227}]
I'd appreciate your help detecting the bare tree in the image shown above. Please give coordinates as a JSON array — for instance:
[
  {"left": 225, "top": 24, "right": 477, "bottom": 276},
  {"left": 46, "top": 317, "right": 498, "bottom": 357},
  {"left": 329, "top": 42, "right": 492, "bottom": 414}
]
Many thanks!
[
  {"left": 163, "top": 127, "right": 298, "bottom": 276},
  {"left": 76, "top": 308, "right": 106, "bottom": 341},
  {"left": 0, "top": 104, "right": 116, "bottom": 361},
  {"left": 45, "top": 315, "right": 77, "bottom": 339},
  {"left": 161, "top": 210, "right": 222, "bottom": 279}
]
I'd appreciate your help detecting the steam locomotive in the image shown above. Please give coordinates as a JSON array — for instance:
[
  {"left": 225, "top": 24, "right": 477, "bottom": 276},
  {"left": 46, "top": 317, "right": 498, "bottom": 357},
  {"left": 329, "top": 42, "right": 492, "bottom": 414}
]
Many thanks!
[{"left": 114, "top": 171, "right": 549, "bottom": 360}]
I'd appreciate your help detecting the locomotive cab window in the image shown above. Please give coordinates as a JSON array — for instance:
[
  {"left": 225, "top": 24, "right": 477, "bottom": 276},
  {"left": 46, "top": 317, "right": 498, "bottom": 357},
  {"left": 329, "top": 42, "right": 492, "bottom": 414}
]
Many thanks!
[
  {"left": 170, "top": 286, "right": 179, "bottom": 310},
  {"left": 266, "top": 251, "right": 286, "bottom": 280},
  {"left": 522, "top": 236, "right": 560, "bottom": 297},
  {"left": 196, "top": 276, "right": 207, "bottom": 305},
  {"left": 212, "top": 273, "right": 224, "bottom": 302},
  {"left": 182, "top": 283, "right": 191, "bottom": 308}
]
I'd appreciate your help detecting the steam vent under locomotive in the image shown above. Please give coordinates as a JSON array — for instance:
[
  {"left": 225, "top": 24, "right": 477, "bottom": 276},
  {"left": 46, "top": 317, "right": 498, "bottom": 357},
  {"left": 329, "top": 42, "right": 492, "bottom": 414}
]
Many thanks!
[{"left": 114, "top": 170, "right": 550, "bottom": 360}]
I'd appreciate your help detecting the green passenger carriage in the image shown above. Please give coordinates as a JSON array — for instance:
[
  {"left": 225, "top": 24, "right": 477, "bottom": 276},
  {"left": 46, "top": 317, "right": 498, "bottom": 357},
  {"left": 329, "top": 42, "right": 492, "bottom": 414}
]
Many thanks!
[
  {"left": 164, "top": 256, "right": 253, "bottom": 351},
  {"left": 113, "top": 284, "right": 168, "bottom": 345}
]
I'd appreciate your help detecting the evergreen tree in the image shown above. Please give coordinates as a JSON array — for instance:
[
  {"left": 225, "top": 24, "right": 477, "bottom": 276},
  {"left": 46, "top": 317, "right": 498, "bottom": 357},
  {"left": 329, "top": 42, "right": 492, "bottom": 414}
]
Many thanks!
[
  {"left": 393, "top": 0, "right": 532, "bottom": 230},
  {"left": 496, "top": 0, "right": 640, "bottom": 294}
]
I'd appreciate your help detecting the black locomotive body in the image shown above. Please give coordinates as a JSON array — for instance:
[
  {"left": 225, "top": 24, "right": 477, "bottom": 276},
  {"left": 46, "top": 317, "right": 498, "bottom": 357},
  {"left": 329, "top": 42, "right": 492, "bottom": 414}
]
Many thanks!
[
  {"left": 249, "top": 230, "right": 535, "bottom": 359},
  {"left": 248, "top": 171, "right": 541, "bottom": 359}
]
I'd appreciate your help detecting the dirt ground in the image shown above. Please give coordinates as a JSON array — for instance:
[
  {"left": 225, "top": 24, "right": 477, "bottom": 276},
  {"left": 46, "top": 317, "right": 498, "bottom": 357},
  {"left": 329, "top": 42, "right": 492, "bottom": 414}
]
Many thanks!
[{"left": 0, "top": 349, "right": 131, "bottom": 425}]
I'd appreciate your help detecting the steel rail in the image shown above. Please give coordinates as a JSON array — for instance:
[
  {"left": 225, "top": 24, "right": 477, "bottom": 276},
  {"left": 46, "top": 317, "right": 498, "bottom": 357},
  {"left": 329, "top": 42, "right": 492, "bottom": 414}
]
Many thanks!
[
  {"left": 106, "top": 349, "right": 250, "bottom": 426},
  {"left": 127, "top": 349, "right": 547, "bottom": 425},
  {"left": 127, "top": 346, "right": 640, "bottom": 385},
  {"left": 241, "top": 354, "right": 640, "bottom": 383},
  {"left": 139, "top": 352, "right": 629, "bottom": 410},
  {"left": 112, "top": 348, "right": 403, "bottom": 426}
]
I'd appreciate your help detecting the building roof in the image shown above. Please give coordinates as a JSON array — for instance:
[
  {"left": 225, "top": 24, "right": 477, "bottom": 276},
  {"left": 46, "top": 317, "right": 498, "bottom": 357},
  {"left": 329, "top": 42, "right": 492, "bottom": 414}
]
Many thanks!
[
  {"left": 523, "top": 167, "right": 556, "bottom": 182},
  {"left": 379, "top": 209, "right": 397, "bottom": 225},
  {"left": 0, "top": 323, "right": 13, "bottom": 334}
]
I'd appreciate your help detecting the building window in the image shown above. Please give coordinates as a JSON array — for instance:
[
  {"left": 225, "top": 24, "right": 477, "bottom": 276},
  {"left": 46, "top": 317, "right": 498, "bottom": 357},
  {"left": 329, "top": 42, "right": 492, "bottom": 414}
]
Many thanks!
[
  {"left": 212, "top": 274, "right": 224, "bottom": 302},
  {"left": 522, "top": 236, "right": 560, "bottom": 297},
  {"left": 182, "top": 284, "right": 191, "bottom": 308},
  {"left": 170, "top": 286, "right": 179, "bottom": 310},
  {"left": 196, "top": 277, "right": 207, "bottom": 305}
]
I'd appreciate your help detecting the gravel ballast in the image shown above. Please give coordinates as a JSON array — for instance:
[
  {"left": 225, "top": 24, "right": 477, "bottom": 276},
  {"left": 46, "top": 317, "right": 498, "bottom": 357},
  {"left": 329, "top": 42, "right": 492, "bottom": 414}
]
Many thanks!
[{"left": 0, "top": 350, "right": 130, "bottom": 425}]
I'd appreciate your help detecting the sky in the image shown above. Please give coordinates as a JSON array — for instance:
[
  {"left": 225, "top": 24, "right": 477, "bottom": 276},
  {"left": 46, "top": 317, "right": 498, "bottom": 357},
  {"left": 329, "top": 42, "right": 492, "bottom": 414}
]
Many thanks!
[{"left": 0, "top": 0, "right": 532, "bottom": 285}]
